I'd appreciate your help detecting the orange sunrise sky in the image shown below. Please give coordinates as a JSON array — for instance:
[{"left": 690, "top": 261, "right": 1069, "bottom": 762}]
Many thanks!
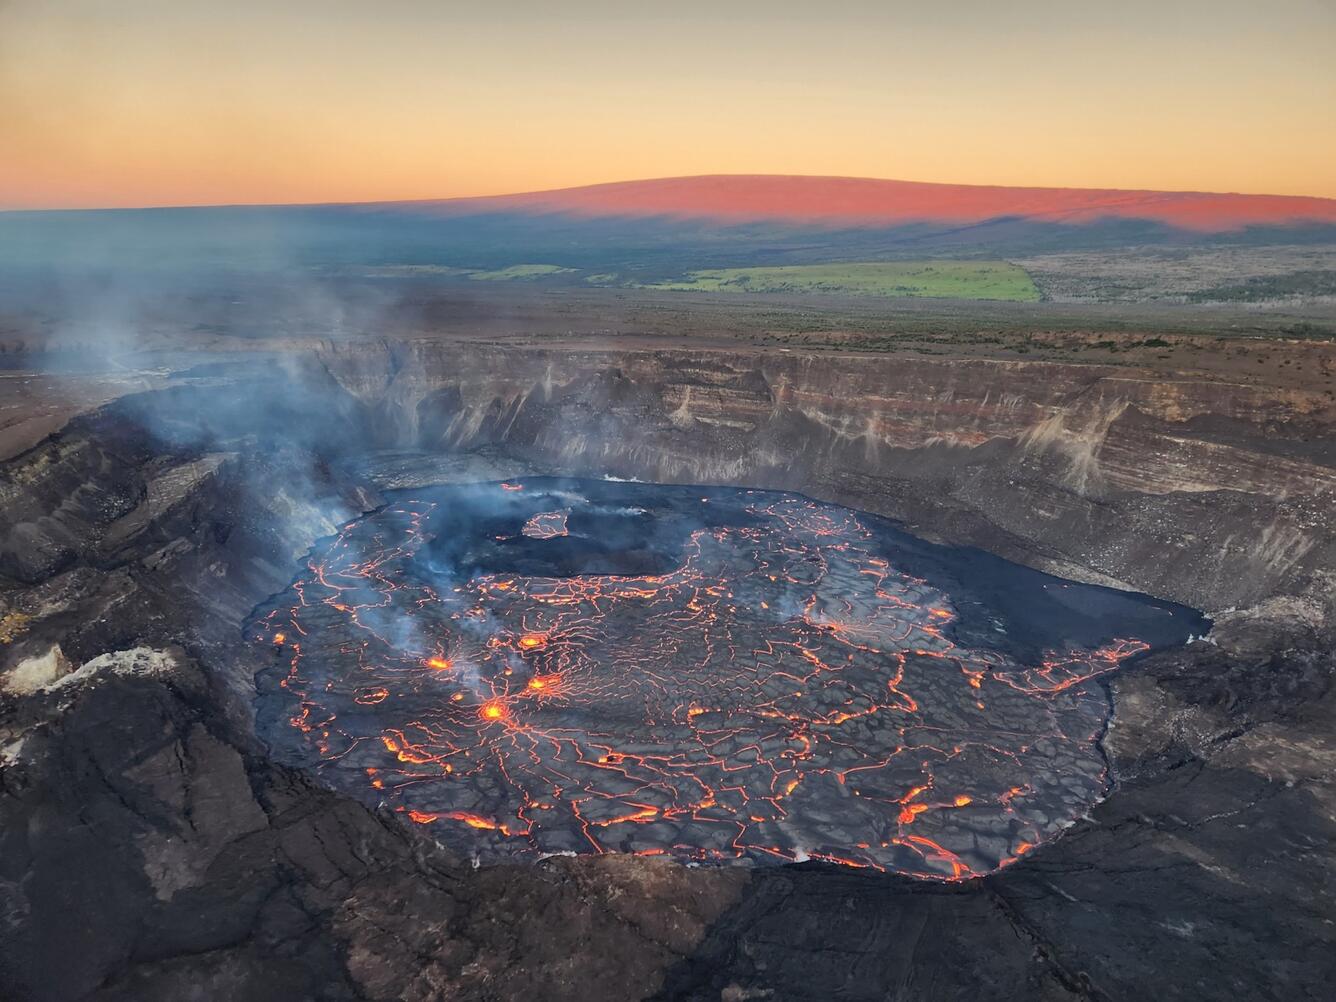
[{"left": 1, "top": 0, "right": 1334, "bottom": 210}]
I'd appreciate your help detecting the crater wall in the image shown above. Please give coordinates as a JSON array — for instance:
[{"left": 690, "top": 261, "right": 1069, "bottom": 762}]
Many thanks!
[{"left": 314, "top": 340, "right": 1336, "bottom": 625}]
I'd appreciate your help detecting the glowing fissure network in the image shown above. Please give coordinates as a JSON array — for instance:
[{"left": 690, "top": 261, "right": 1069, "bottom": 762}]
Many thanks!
[{"left": 251, "top": 483, "right": 1154, "bottom": 879}]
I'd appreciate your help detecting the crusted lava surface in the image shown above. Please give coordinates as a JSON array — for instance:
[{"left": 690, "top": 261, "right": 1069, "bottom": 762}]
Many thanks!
[{"left": 249, "top": 480, "right": 1200, "bottom": 876}]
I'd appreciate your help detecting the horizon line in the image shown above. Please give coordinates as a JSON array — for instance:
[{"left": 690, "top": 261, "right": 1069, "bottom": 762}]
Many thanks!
[{"left": 4, "top": 172, "right": 1336, "bottom": 216}]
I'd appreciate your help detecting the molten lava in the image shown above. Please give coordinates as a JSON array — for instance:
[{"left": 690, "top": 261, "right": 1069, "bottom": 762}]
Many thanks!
[{"left": 250, "top": 483, "right": 1174, "bottom": 878}]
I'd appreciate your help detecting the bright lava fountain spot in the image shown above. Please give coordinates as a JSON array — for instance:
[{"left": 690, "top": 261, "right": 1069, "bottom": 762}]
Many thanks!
[{"left": 250, "top": 481, "right": 1196, "bottom": 878}]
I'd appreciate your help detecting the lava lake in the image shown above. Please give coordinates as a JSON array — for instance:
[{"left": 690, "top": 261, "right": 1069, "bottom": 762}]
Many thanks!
[{"left": 250, "top": 478, "right": 1206, "bottom": 878}]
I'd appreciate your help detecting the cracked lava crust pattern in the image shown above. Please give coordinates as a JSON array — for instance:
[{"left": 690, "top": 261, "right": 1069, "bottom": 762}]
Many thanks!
[{"left": 250, "top": 483, "right": 1155, "bottom": 878}]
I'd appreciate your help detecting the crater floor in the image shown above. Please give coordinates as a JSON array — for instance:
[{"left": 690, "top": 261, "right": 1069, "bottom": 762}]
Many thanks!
[{"left": 250, "top": 480, "right": 1201, "bottom": 877}]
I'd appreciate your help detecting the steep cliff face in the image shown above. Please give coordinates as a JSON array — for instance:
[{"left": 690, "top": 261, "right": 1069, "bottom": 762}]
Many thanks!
[{"left": 315, "top": 340, "right": 1336, "bottom": 623}]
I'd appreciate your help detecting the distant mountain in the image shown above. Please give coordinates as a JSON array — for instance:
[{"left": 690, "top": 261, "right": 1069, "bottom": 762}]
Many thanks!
[
  {"left": 393, "top": 175, "right": 1336, "bottom": 233},
  {"left": 4, "top": 175, "right": 1335, "bottom": 280}
]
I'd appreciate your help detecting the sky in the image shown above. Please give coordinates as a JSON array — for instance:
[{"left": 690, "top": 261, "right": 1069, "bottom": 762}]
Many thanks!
[{"left": 2, "top": 0, "right": 1334, "bottom": 209}]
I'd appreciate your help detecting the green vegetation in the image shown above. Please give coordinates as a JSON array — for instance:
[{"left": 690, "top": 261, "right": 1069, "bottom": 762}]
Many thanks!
[
  {"left": 354, "top": 265, "right": 473, "bottom": 278},
  {"left": 627, "top": 261, "right": 1040, "bottom": 302},
  {"left": 467, "top": 264, "right": 576, "bottom": 281},
  {"left": 1185, "top": 270, "right": 1336, "bottom": 303},
  {"left": 349, "top": 263, "right": 575, "bottom": 281}
]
